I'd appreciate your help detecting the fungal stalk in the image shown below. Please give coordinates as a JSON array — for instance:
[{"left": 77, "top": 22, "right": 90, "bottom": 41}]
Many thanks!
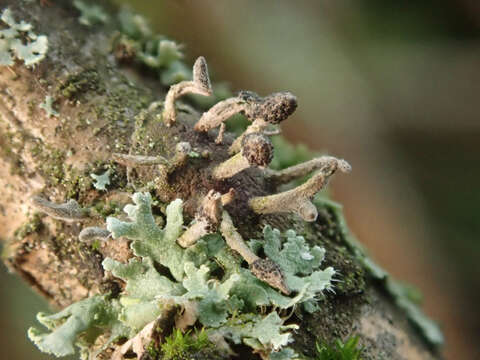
[
  {"left": 249, "top": 157, "right": 351, "bottom": 222},
  {"left": 112, "top": 153, "right": 169, "bottom": 167},
  {"left": 163, "top": 56, "right": 212, "bottom": 126},
  {"left": 220, "top": 188, "right": 235, "bottom": 206},
  {"left": 215, "top": 122, "right": 226, "bottom": 144},
  {"left": 212, "top": 133, "right": 273, "bottom": 180},
  {"left": 194, "top": 91, "right": 258, "bottom": 133},
  {"left": 113, "top": 141, "right": 191, "bottom": 173},
  {"left": 169, "top": 141, "right": 192, "bottom": 170},
  {"left": 30, "top": 196, "right": 88, "bottom": 222},
  {"left": 194, "top": 91, "right": 297, "bottom": 149},
  {"left": 266, "top": 155, "right": 352, "bottom": 185},
  {"left": 177, "top": 190, "right": 223, "bottom": 248},
  {"left": 220, "top": 211, "right": 290, "bottom": 295}
]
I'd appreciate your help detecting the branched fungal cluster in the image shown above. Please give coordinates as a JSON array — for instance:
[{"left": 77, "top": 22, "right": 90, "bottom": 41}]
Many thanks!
[
  {"left": 162, "top": 56, "right": 350, "bottom": 221},
  {"left": 27, "top": 56, "right": 352, "bottom": 360}
]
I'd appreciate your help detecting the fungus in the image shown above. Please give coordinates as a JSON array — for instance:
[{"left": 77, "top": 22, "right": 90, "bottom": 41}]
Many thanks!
[
  {"left": 163, "top": 56, "right": 212, "bottom": 126},
  {"left": 229, "top": 91, "right": 297, "bottom": 153},
  {"left": 30, "top": 196, "right": 88, "bottom": 222},
  {"left": 215, "top": 122, "right": 226, "bottom": 144},
  {"left": 112, "top": 153, "right": 169, "bottom": 167},
  {"left": 113, "top": 141, "right": 191, "bottom": 172},
  {"left": 212, "top": 133, "right": 273, "bottom": 180},
  {"left": 220, "top": 211, "right": 290, "bottom": 295},
  {"left": 177, "top": 190, "right": 222, "bottom": 248},
  {"left": 73, "top": 1, "right": 109, "bottom": 26},
  {"left": 220, "top": 188, "right": 235, "bottom": 206},
  {"left": 193, "top": 90, "right": 296, "bottom": 148},
  {"left": 29, "top": 195, "right": 337, "bottom": 359},
  {"left": 39, "top": 96, "right": 59, "bottom": 118},
  {"left": 194, "top": 91, "right": 258, "bottom": 133},
  {"left": 263, "top": 127, "right": 282, "bottom": 136},
  {"left": 266, "top": 155, "right": 352, "bottom": 186},
  {"left": 79, "top": 227, "right": 110, "bottom": 242},
  {"left": 249, "top": 157, "right": 351, "bottom": 222}
]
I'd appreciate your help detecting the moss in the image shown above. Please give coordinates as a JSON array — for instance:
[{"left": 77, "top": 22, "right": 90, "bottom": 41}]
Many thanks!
[
  {"left": 0, "top": 140, "right": 24, "bottom": 176},
  {"left": 29, "top": 142, "right": 97, "bottom": 200},
  {"left": 91, "top": 199, "right": 122, "bottom": 218},
  {"left": 29, "top": 142, "right": 66, "bottom": 185},
  {"left": 91, "top": 239, "right": 101, "bottom": 251},
  {"left": 58, "top": 69, "right": 102, "bottom": 101},
  {"left": 160, "top": 328, "right": 211, "bottom": 360},
  {"left": 14, "top": 214, "right": 43, "bottom": 240},
  {"left": 46, "top": 223, "right": 104, "bottom": 291},
  {"left": 315, "top": 336, "right": 363, "bottom": 360},
  {"left": 63, "top": 168, "right": 92, "bottom": 199},
  {"left": 0, "top": 126, "right": 26, "bottom": 176}
]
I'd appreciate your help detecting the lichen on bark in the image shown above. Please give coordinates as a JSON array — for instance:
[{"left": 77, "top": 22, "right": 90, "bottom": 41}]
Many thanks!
[{"left": 0, "top": 1, "right": 441, "bottom": 359}]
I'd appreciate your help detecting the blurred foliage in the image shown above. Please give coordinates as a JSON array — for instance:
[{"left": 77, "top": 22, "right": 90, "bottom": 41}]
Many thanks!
[
  {"left": 0, "top": 263, "right": 73, "bottom": 360},
  {"left": 315, "top": 336, "right": 363, "bottom": 360}
]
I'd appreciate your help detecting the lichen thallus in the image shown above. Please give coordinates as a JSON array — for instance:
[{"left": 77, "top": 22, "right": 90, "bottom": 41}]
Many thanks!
[{"left": 30, "top": 56, "right": 350, "bottom": 297}]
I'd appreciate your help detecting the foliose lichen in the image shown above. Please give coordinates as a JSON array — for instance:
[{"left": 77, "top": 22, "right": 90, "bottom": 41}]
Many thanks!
[
  {"left": 0, "top": 8, "right": 48, "bottom": 67},
  {"left": 73, "top": 1, "right": 109, "bottom": 26},
  {"left": 91, "top": 169, "right": 111, "bottom": 191},
  {"left": 29, "top": 193, "right": 334, "bottom": 359},
  {"left": 39, "top": 95, "right": 59, "bottom": 118},
  {"left": 115, "top": 8, "right": 189, "bottom": 86}
]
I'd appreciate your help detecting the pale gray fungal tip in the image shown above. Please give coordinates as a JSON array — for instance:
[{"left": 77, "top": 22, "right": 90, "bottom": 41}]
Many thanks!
[
  {"left": 79, "top": 227, "right": 110, "bottom": 242},
  {"left": 163, "top": 56, "right": 212, "bottom": 126},
  {"left": 338, "top": 159, "right": 352, "bottom": 173},
  {"left": 193, "top": 56, "right": 211, "bottom": 93},
  {"left": 250, "top": 258, "right": 291, "bottom": 295}
]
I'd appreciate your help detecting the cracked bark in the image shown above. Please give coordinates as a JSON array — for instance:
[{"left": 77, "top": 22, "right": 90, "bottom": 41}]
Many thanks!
[{"left": 0, "top": 1, "right": 440, "bottom": 359}]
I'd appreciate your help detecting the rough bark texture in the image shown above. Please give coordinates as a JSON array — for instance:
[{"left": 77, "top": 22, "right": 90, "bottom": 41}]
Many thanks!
[{"left": 0, "top": 1, "right": 440, "bottom": 359}]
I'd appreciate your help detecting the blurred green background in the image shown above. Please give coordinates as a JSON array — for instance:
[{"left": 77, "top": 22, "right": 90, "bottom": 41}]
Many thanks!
[{"left": 1, "top": 0, "right": 479, "bottom": 359}]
